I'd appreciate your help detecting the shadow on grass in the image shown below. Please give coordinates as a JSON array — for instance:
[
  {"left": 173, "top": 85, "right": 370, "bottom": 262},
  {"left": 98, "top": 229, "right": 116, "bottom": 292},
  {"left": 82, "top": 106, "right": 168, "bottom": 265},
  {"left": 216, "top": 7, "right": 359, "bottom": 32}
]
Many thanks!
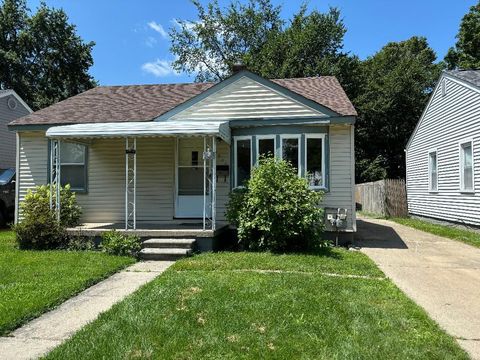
[{"left": 355, "top": 219, "right": 408, "bottom": 249}]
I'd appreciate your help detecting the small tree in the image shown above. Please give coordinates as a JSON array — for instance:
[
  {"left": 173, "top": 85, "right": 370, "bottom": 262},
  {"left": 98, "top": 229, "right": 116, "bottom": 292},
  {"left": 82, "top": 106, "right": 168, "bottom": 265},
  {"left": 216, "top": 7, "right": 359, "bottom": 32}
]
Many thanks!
[
  {"left": 13, "top": 184, "right": 82, "bottom": 249},
  {"left": 227, "top": 157, "right": 325, "bottom": 252}
]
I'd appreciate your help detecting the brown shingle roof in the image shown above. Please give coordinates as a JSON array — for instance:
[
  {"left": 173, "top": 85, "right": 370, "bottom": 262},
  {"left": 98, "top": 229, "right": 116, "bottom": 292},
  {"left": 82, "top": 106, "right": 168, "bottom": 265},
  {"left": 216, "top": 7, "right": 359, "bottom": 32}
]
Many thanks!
[{"left": 10, "top": 75, "right": 356, "bottom": 126}]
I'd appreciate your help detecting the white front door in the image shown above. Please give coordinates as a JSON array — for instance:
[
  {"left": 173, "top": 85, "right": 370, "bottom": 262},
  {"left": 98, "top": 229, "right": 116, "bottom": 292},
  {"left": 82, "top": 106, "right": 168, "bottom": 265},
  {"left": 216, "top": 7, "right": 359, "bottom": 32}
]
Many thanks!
[{"left": 175, "top": 138, "right": 210, "bottom": 218}]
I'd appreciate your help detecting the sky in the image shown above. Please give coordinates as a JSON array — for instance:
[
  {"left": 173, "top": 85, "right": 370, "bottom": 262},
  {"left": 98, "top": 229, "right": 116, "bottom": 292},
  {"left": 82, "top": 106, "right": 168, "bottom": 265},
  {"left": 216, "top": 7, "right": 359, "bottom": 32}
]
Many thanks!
[{"left": 27, "top": 0, "right": 477, "bottom": 86}]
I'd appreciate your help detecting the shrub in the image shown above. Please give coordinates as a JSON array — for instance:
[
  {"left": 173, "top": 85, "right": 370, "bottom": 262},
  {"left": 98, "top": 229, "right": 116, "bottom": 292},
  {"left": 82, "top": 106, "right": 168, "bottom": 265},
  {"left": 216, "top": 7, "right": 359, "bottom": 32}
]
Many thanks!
[
  {"left": 65, "top": 235, "right": 95, "bottom": 251},
  {"left": 101, "top": 230, "right": 141, "bottom": 257},
  {"left": 13, "top": 184, "right": 82, "bottom": 250},
  {"left": 226, "top": 157, "right": 326, "bottom": 252}
]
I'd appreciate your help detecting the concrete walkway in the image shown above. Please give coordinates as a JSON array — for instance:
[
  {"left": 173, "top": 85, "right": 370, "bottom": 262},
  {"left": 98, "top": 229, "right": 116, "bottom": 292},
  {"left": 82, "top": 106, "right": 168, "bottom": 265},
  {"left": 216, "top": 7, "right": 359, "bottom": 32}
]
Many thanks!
[
  {"left": 0, "top": 261, "right": 173, "bottom": 360},
  {"left": 356, "top": 217, "right": 480, "bottom": 359}
]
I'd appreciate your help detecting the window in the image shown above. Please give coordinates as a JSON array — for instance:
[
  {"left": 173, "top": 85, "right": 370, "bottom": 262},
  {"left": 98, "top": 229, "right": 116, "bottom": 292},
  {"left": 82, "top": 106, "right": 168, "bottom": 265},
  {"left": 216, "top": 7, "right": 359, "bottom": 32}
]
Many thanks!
[
  {"left": 256, "top": 136, "right": 275, "bottom": 161},
  {"left": 235, "top": 137, "right": 252, "bottom": 187},
  {"left": 306, "top": 134, "right": 325, "bottom": 188},
  {"left": 281, "top": 135, "right": 300, "bottom": 174},
  {"left": 428, "top": 150, "right": 438, "bottom": 192},
  {"left": 460, "top": 141, "right": 474, "bottom": 192},
  {"left": 60, "top": 142, "right": 87, "bottom": 192}
]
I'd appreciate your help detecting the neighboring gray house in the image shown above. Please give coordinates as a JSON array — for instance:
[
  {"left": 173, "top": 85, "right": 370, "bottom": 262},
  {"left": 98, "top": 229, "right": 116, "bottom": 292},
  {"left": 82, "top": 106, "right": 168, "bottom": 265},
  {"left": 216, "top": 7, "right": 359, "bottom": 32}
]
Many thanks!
[
  {"left": 9, "top": 69, "right": 357, "bottom": 246},
  {"left": 0, "top": 90, "right": 32, "bottom": 168},
  {"left": 406, "top": 70, "right": 480, "bottom": 226}
]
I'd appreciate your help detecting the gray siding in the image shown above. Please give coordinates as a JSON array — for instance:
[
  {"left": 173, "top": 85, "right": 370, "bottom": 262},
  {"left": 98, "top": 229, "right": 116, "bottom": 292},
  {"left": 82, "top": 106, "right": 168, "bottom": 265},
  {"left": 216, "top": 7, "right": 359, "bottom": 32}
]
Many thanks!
[
  {"left": 17, "top": 132, "right": 229, "bottom": 224},
  {"left": 323, "top": 125, "right": 355, "bottom": 230},
  {"left": 0, "top": 95, "right": 30, "bottom": 168},
  {"left": 171, "top": 76, "right": 325, "bottom": 121},
  {"left": 406, "top": 77, "right": 480, "bottom": 225}
]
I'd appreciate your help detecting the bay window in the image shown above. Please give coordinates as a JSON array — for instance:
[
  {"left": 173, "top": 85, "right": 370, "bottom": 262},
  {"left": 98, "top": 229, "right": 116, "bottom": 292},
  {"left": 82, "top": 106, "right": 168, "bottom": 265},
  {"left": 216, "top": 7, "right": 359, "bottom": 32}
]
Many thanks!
[{"left": 306, "top": 134, "right": 326, "bottom": 188}]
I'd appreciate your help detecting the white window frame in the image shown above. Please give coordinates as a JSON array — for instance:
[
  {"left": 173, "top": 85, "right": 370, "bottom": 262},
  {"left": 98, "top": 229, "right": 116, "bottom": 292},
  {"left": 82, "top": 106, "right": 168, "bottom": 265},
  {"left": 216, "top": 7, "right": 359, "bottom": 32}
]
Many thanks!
[
  {"left": 428, "top": 149, "right": 438, "bottom": 193},
  {"left": 459, "top": 139, "right": 475, "bottom": 193},
  {"left": 256, "top": 135, "right": 276, "bottom": 163},
  {"left": 234, "top": 135, "right": 252, "bottom": 188},
  {"left": 280, "top": 134, "right": 301, "bottom": 176},
  {"left": 305, "top": 134, "right": 326, "bottom": 190},
  {"left": 59, "top": 141, "right": 88, "bottom": 192}
]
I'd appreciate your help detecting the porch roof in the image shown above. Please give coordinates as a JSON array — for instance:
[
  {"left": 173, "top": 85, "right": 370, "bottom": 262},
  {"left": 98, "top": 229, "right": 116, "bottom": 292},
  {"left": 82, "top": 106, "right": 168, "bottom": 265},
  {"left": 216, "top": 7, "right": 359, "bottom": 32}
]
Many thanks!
[{"left": 45, "top": 120, "right": 231, "bottom": 144}]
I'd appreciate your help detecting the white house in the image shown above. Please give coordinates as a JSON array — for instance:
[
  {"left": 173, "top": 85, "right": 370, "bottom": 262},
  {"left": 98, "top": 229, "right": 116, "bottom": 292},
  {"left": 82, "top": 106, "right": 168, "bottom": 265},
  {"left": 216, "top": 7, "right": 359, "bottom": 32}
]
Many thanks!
[
  {"left": 9, "top": 69, "right": 357, "bottom": 254},
  {"left": 406, "top": 70, "right": 480, "bottom": 226}
]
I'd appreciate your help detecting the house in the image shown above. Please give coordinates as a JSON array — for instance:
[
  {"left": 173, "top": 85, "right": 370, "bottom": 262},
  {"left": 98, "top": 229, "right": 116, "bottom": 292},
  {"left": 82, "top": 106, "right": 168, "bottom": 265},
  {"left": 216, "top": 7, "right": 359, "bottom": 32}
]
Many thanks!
[
  {"left": 0, "top": 90, "right": 32, "bottom": 169},
  {"left": 8, "top": 69, "right": 357, "bottom": 249},
  {"left": 406, "top": 70, "right": 480, "bottom": 226}
]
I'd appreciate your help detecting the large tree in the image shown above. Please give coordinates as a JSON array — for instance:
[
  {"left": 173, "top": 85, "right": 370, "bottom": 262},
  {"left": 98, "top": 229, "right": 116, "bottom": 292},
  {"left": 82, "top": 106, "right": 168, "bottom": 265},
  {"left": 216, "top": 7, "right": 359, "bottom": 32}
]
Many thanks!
[
  {"left": 354, "top": 37, "right": 442, "bottom": 181},
  {"left": 0, "top": 0, "right": 96, "bottom": 110},
  {"left": 170, "top": 0, "right": 360, "bottom": 98},
  {"left": 445, "top": 1, "right": 480, "bottom": 70}
]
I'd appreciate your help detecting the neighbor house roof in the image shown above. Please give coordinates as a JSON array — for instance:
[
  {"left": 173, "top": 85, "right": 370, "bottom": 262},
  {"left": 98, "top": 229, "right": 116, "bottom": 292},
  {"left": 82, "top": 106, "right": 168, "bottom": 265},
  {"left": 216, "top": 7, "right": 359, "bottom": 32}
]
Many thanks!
[
  {"left": 446, "top": 69, "right": 480, "bottom": 89},
  {"left": 10, "top": 73, "right": 356, "bottom": 126}
]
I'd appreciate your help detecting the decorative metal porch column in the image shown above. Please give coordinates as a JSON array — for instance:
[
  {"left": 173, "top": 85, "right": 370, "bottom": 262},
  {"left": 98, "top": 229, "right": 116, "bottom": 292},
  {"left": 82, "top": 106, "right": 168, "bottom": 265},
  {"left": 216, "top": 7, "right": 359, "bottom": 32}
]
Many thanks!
[
  {"left": 49, "top": 139, "right": 61, "bottom": 221},
  {"left": 125, "top": 138, "right": 137, "bottom": 230},
  {"left": 202, "top": 136, "right": 216, "bottom": 231}
]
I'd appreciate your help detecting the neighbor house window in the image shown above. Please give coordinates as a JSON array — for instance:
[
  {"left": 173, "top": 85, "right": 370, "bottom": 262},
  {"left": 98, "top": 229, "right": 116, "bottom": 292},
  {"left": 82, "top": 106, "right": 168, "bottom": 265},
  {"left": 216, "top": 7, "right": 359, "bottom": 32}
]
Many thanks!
[
  {"left": 460, "top": 141, "right": 474, "bottom": 192},
  {"left": 60, "top": 142, "right": 87, "bottom": 192},
  {"left": 256, "top": 136, "right": 275, "bottom": 161},
  {"left": 306, "top": 134, "right": 326, "bottom": 188},
  {"left": 429, "top": 150, "right": 438, "bottom": 192},
  {"left": 281, "top": 135, "right": 300, "bottom": 174},
  {"left": 234, "top": 136, "right": 252, "bottom": 187}
]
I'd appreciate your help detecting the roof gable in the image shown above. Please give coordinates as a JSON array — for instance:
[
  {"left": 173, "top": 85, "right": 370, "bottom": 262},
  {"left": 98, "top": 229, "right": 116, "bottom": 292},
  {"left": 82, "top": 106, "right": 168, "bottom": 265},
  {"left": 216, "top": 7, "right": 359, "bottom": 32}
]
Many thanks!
[{"left": 164, "top": 72, "right": 331, "bottom": 121}]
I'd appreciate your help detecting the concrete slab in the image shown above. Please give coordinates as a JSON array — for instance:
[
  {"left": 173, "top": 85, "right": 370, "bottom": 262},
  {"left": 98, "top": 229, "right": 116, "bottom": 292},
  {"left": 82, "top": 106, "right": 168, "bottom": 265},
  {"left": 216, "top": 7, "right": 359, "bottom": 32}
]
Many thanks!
[
  {"left": 0, "top": 261, "right": 173, "bottom": 360},
  {"left": 357, "top": 217, "right": 480, "bottom": 359}
]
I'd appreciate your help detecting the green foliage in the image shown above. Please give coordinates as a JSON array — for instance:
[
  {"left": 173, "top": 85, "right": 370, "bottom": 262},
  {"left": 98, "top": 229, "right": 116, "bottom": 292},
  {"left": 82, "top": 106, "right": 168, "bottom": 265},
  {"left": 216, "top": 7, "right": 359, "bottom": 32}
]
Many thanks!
[
  {"left": 101, "top": 230, "right": 141, "bottom": 258},
  {"left": 226, "top": 157, "right": 326, "bottom": 252},
  {"left": 13, "top": 184, "right": 82, "bottom": 250},
  {"left": 445, "top": 1, "right": 480, "bottom": 70},
  {"left": 354, "top": 37, "right": 442, "bottom": 181},
  {"left": 0, "top": 0, "right": 96, "bottom": 110},
  {"left": 169, "top": 0, "right": 360, "bottom": 98},
  {"left": 356, "top": 155, "right": 388, "bottom": 183},
  {"left": 65, "top": 235, "right": 95, "bottom": 251}
]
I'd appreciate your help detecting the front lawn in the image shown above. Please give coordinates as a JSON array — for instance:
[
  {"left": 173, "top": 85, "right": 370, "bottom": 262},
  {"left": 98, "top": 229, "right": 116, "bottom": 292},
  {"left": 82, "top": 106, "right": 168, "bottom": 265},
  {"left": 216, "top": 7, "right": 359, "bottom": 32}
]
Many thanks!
[
  {"left": 391, "top": 217, "right": 480, "bottom": 249},
  {"left": 0, "top": 230, "right": 135, "bottom": 335},
  {"left": 46, "top": 250, "right": 467, "bottom": 359}
]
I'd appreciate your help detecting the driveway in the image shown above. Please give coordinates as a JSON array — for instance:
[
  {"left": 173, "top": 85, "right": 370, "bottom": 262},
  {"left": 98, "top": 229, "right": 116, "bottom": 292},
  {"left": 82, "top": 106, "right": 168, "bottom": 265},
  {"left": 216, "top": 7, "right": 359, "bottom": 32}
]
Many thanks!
[{"left": 356, "top": 217, "right": 480, "bottom": 359}]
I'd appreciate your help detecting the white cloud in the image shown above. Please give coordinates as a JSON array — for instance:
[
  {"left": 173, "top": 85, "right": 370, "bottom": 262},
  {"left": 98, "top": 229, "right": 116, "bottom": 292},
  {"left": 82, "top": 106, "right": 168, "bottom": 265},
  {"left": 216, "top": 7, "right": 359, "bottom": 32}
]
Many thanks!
[
  {"left": 145, "top": 36, "right": 157, "bottom": 48},
  {"left": 147, "top": 21, "right": 168, "bottom": 39},
  {"left": 141, "top": 59, "right": 179, "bottom": 77}
]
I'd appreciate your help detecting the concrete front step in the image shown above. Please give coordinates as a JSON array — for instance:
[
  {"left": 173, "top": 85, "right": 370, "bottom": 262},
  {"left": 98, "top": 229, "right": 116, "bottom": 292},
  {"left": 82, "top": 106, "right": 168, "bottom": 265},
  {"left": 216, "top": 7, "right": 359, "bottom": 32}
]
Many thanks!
[
  {"left": 139, "top": 248, "right": 192, "bottom": 261},
  {"left": 142, "top": 238, "right": 195, "bottom": 249}
]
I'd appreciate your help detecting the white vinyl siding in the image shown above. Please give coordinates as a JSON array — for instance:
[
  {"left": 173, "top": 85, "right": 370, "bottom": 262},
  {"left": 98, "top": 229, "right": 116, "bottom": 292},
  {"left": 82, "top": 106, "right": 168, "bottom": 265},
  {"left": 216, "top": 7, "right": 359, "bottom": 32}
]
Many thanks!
[
  {"left": 0, "top": 95, "right": 30, "bottom": 169},
  {"left": 406, "top": 76, "right": 480, "bottom": 225},
  {"left": 17, "top": 133, "right": 229, "bottom": 223},
  {"left": 170, "top": 76, "right": 325, "bottom": 121}
]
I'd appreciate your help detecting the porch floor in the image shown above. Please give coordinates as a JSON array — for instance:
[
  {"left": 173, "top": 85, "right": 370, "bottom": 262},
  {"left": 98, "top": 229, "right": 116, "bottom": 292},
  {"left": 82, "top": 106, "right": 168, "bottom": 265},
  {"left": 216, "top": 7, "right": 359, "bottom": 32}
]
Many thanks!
[{"left": 67, "top": 222, "right": 229, "bottom": 238}]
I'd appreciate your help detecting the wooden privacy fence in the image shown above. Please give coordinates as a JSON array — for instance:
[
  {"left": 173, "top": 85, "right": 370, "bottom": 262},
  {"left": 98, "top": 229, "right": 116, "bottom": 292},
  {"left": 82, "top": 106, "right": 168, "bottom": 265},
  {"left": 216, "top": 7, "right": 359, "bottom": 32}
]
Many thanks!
[{"left": 355, "top": 179, "right": 408, "bottom": 217}]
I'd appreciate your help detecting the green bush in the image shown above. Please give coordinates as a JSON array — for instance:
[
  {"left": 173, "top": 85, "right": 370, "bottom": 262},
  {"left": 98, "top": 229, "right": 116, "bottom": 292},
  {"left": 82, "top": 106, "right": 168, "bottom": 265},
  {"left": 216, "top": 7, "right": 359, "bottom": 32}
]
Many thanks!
[
  {"left": 226, "top": 157, "right": 326, "bottom": 252},
  {"left": 101, "top": 230, "right": 141, "bottom": 257},
  {"left": 65, "top": 235, "right": 95, "bottom": 251},
  {"left": 13, "top": 184, "right": 82, "bottom": 250}
]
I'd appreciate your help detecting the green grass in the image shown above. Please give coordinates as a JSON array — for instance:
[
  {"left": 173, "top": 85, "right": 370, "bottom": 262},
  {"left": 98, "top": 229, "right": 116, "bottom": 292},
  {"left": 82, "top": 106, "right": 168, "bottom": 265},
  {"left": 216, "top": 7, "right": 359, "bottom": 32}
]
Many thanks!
[
  {"left": 46, "top": 250, "right": 467, "bottom": 359},
  {"left": 391, "top": 217, "right": 480, "bottom": 249},
  {"left": 0, "top": 230, "right": 135, "bottom": 335}
]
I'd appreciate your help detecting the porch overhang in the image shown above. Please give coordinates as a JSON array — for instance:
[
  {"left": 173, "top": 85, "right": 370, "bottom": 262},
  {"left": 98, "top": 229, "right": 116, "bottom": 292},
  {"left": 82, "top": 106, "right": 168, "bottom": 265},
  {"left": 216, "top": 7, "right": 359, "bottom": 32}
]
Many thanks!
[{"left": 45, "top": 120, "right": 231, "bottom": 144}]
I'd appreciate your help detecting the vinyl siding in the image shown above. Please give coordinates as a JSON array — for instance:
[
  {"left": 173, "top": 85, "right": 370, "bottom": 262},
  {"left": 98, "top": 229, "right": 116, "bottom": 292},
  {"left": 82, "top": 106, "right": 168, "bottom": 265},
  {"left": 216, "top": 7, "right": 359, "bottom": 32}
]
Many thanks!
[
  {"left": 17, "top": 133, "right": 229, "bottom": 224},
  {"left": 323, "top": 125, "right": 355, "bottom": 230},
  {"left": 0, "top": 95, "right": 30, "bottom": 168},
  {"left": 18, "top": 132, "right": 48, "bottom": 208},
  {"left": 171, "top": 76, "right": 325, "bottom": 121},
  {"left": 406, "top": 77, "right": 480, "bottom": 225}
]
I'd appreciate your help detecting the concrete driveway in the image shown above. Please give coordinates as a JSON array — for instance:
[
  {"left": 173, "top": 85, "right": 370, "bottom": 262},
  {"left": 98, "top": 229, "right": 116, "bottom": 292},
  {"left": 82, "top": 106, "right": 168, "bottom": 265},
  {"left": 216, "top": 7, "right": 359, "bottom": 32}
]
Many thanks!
[{"left": 356, "top": 217, "right": 480, "bottom": 359}]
